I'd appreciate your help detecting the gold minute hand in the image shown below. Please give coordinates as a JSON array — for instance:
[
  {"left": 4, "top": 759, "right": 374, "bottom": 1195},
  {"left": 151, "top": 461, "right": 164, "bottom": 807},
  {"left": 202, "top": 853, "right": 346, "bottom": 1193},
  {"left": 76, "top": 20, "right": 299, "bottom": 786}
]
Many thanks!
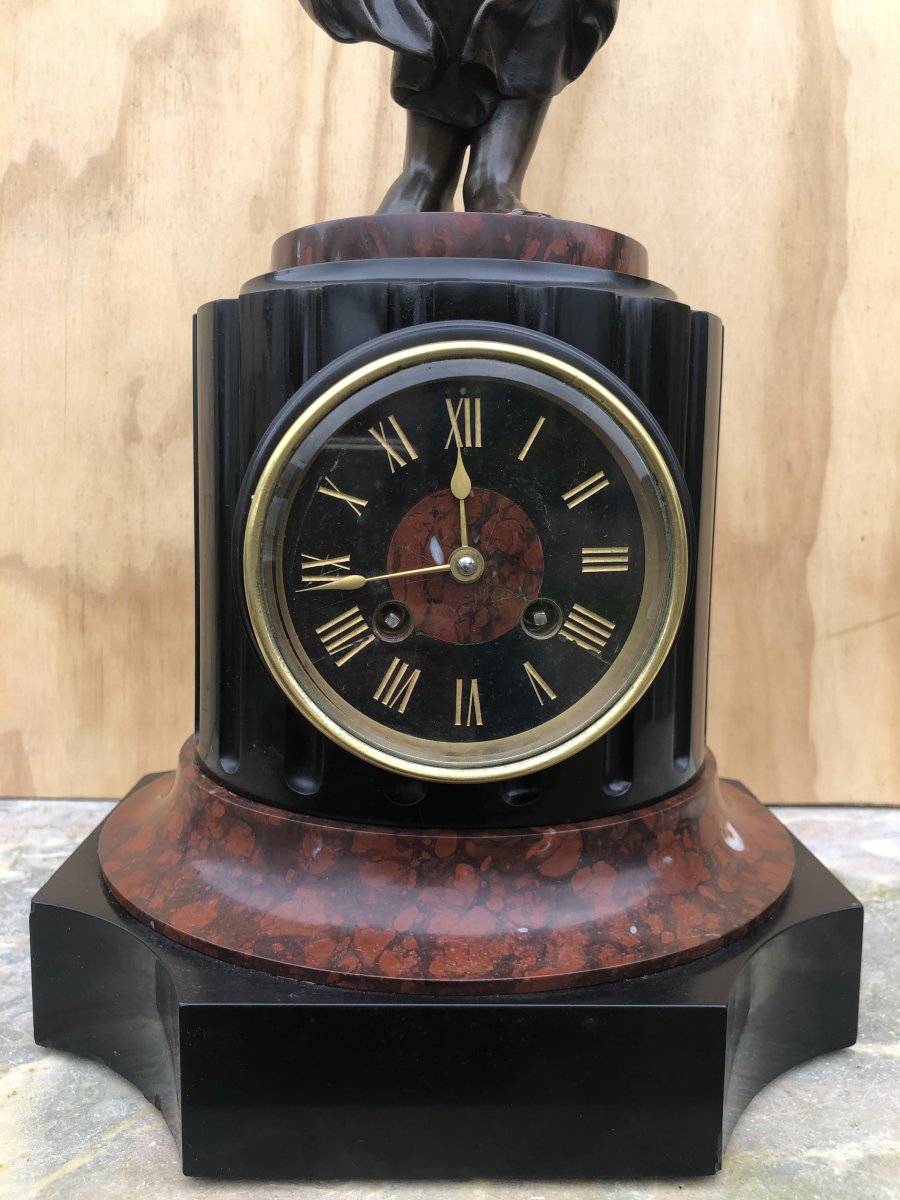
[
  {"left": 298, "top": 563, "right": 453, "bottom": 593},
  {"left": 450, "top": 447, "right": 473, "bottom": 548}
]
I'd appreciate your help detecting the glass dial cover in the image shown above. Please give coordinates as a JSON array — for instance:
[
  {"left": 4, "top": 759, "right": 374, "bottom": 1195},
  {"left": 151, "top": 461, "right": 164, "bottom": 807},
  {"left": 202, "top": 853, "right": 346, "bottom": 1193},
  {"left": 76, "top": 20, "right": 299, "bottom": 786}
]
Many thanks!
[{"left": 242, "top": 339, "right": 689, "bottom": 783}]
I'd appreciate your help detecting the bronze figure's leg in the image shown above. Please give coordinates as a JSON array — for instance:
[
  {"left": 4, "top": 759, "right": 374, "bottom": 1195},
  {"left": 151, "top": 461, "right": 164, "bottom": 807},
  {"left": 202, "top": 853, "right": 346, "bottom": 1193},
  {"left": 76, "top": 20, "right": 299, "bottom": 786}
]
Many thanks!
[
  {"left": 378, "top": 112, "right": 469, "bottom": 213},
  {"left": 463, "top": 96, "right": 551, "bottom": 214}
]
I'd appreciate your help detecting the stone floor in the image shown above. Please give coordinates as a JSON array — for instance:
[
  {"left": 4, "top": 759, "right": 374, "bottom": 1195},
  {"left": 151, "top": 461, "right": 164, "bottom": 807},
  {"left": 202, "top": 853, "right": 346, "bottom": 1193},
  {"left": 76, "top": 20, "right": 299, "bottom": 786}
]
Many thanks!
[{"left": 1, "top": 799, "right": 898, "bottom": 1200}]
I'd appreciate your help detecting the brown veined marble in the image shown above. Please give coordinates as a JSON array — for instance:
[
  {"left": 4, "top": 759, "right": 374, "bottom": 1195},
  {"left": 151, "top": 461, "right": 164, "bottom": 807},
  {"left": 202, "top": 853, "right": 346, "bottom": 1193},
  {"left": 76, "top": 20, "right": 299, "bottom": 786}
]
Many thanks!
[
  {"left": 386, "top": 486, "right": 543, "bottom": 644},
  {"left": 98, "top": 742, "right": 795, "bottom": 996}
]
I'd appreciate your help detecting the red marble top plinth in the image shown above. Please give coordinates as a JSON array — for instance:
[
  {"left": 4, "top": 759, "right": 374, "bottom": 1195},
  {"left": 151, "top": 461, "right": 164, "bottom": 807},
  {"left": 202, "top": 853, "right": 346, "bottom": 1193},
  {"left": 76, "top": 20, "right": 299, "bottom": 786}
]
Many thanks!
[{"left": 271, "top": 213, "right": 648, "bottom": 276}]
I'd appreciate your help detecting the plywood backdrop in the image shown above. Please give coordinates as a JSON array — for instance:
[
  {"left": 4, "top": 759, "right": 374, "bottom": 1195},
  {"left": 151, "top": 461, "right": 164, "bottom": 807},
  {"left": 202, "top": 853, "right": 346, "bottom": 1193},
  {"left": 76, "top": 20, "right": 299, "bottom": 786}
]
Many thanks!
[{"left": 1, "top": 0, "right": 897, "bottom": 804}]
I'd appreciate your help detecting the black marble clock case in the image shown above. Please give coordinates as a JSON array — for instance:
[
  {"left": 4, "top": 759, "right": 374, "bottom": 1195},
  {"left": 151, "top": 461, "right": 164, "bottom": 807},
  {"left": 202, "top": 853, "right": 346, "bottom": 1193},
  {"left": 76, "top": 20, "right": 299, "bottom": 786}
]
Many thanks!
[{"left": 196, "top": 254, "right": 720, "bottom": 827}]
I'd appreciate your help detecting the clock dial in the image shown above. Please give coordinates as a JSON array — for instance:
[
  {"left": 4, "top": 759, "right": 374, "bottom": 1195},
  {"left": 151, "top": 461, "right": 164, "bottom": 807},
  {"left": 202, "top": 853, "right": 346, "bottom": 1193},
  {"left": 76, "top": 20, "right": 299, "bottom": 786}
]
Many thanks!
[{"left": 243, "top": 340, "right": 689, "bottom": 782}]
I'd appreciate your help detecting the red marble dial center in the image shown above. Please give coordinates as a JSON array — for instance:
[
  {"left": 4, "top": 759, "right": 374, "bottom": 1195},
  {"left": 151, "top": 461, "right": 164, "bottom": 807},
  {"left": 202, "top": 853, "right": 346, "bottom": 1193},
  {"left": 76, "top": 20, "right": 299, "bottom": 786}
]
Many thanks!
[{"left": 386, "top": 486, "right": 544, "bottom": 644}]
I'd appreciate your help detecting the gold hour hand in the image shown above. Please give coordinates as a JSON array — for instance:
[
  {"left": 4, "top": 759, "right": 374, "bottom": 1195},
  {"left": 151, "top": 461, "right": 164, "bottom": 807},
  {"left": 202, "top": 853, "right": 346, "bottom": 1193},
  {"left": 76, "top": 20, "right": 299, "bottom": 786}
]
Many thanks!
[
  {"left": 451, "top": 447, "right": 472, "bottom": 548},
  {"left": 299, "top": 563, "right": 453, "bottom": 593}
]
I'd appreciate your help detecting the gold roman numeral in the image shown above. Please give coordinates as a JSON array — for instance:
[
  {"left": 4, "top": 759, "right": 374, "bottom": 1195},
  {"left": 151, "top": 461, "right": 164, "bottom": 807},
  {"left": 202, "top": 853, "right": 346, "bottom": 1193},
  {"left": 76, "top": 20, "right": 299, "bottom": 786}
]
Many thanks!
[
  {"left": 582, "top": 546, "right": 629, "bottom": 573},
  {"left": 300, "top": 552, "right": 351, "bottom": 584},
  {"left": 317, "top": 474, "right": 367, "bottom": 516},
  {"left": 444, "top": 393, "right": 482, "bottom": 449},
  {"left": 562, "top": 470, "right": 609, "bottom": 509},
  {"left": 315, "top": 607, "right": 375, "bottom": 667},
  {"left": 454, "top": 678, "right": 483, "bottom": 727},
  {"left": 523, "top": 661, "right": 557, "bottom": 707},
  {"left": 559, "top": 604, "right": 616, "bottom": 655},
  {"left": 373, "top": 657, "right": 422, "bottom": 714},
  {"left": 368, "top": 415, "right": 419, "bottom": 474},
  {"left": 517, "top": 415, "right": 546, "bottom": 462}
]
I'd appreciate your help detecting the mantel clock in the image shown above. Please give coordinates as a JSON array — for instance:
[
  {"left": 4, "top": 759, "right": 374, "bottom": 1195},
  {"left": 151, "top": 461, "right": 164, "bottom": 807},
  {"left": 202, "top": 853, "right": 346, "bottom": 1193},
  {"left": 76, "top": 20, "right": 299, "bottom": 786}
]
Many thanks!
[{"left": 30, "top": 1, "right": 862, "bottom": 1182}]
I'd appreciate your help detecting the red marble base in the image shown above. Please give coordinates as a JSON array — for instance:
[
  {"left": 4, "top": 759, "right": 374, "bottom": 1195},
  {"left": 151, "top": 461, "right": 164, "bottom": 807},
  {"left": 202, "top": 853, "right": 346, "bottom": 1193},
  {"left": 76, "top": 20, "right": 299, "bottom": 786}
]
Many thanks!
[
  {"left": 270, "top": 212, "right": 648, "bottom": 276},
  {"left": 99, "top": 743, "right": 794, "bottom": 995}
]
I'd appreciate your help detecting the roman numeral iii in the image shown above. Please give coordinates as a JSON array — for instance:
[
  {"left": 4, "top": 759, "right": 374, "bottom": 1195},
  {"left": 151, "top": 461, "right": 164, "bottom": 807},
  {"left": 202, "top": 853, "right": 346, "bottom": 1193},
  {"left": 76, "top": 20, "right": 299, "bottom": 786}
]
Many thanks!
[
  {"left": 582, "top": 546, "right": 629, "bottom": 573},
  {"left": 315, "top": 607, "right": 375, "bottom": 666},
  {"left": 562, "top": 470, "right": 609, "bottom": 509},
  {"left": 444, "top": 394, "right": 482, "bottom": 449},
  {"left": 454, "top": 678, "right": 483, "bottom": 727},
  {"left": 373, "top": 658, "right": 422, "bottom": 714},
  {"left": 368, "top": 415, "right": 418, "bottom": 473},
  {"left": 559, "top": 604, "right": 616, "bottom": 654}
]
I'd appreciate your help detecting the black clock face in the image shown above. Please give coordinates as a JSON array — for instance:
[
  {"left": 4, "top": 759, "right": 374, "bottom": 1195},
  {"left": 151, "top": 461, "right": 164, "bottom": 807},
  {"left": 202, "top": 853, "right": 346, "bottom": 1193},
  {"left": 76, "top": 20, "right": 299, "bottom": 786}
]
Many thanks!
[{"left": 243, "top": 341, "right": 688, "bottom": 782}]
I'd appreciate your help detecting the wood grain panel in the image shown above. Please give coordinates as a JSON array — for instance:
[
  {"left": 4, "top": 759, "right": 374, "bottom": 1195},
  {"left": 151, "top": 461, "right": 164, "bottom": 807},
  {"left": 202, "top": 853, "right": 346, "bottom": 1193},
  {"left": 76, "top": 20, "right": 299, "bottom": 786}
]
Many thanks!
[{"left": 1, "top": 0, "right": 897, "bottom": 803}]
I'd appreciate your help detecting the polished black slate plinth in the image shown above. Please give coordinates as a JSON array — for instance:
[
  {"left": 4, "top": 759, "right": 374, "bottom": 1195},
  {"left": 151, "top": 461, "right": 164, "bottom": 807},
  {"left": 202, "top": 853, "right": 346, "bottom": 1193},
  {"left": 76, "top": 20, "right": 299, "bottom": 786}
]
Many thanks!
[{"left": 31, "top": 792, "right": 861, "bottom": 1181}]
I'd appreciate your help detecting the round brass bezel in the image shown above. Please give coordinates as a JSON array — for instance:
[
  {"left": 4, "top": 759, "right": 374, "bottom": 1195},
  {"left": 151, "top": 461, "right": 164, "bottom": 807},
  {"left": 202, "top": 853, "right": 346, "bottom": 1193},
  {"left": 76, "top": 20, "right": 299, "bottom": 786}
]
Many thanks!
[{"left": 243, "top": 339, "right": 689, "bottom": 783}]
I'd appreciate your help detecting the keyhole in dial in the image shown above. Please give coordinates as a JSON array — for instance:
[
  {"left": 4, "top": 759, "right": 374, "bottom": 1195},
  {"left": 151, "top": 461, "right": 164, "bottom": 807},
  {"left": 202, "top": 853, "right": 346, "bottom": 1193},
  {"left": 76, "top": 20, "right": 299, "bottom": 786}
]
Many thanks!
[
  {"left": 373, "top": 599, "right": 414, "bottom": 643},
  {"left": 521, "top": 598, "right": 563, "bottom": 639}
]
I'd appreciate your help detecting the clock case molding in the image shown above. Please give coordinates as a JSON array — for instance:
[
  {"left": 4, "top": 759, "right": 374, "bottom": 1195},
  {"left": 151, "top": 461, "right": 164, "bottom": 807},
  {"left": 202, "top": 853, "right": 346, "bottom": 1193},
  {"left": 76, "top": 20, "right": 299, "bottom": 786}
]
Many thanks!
[{"left": 30, "top": 214, "right": 863, "bottom": 1179}]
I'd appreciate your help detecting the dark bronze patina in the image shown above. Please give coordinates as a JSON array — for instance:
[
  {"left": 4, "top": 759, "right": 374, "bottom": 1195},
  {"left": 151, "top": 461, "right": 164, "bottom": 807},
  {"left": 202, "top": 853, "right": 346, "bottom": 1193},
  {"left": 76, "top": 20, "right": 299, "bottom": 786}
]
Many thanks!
[{"left": 298, "top": 0, "right": 620, "bottom": 213}]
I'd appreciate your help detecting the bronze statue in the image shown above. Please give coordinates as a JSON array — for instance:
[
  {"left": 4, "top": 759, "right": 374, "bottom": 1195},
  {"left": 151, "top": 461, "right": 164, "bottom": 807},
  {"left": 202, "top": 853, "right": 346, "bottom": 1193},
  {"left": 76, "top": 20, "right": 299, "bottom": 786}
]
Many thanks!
[{"left": 298, "top": 1, "right": 620, "bottom": 214}]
